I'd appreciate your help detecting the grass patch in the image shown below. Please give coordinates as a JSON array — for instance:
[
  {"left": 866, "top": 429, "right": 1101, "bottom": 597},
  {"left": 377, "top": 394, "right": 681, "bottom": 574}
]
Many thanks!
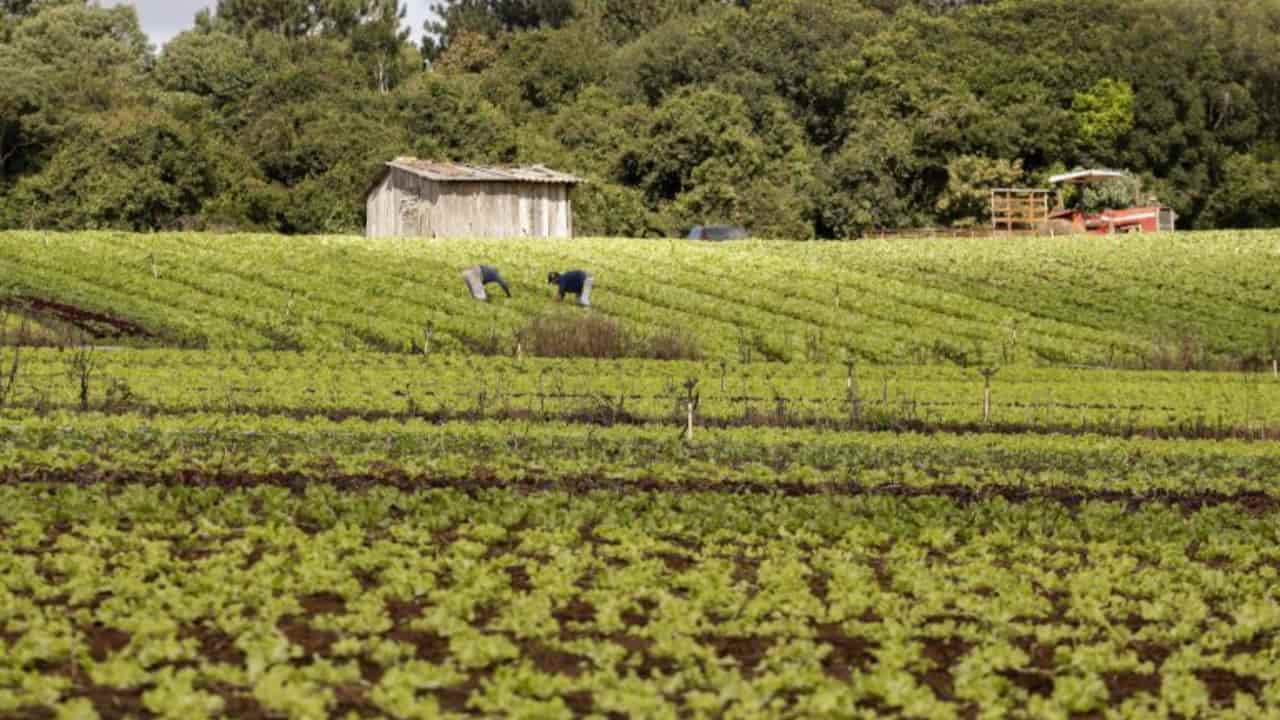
[{"left": 514, "top": 311, "right": 702, "bottom": 360}]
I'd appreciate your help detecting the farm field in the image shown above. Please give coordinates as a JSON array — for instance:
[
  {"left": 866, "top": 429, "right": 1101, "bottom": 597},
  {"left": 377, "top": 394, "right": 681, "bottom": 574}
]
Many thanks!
[
  {"left": 1, "top": 231, "right": 1278, "bottom": 366},
  {"left": 1, "top": 231, "right": 1280, "bottom": 717}
]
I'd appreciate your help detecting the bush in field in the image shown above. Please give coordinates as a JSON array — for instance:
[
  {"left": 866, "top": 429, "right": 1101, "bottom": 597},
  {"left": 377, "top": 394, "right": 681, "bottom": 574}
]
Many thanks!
[
  {"left": 516, "top": 311, "right": 628, "bottom": 358},
  {"left": 515, "top": 311, "right": 701, "bottom": 360}
]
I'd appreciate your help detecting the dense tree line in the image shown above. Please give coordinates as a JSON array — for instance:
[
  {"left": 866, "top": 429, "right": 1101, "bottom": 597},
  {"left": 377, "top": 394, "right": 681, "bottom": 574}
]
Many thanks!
[{"left": 2, "top": 0, "right": 1279, "bottom": 237}]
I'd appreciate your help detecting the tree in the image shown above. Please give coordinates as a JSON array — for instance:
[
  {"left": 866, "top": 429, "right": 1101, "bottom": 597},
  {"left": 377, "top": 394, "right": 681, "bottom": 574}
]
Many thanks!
[
  {"left": 394, "top": 73, "right": 516, "bottom": 162},
  {"left": 936, "top": 156, "right": 1023, "bottom": 227},
  {"left": 6, "top": 109, "right": 223, "bottom": 231},
  {"left": 351, "top": 0, "right": 413, "bottom": 92},
  {"left": 477, "top": 23, "right": 604, "bottom": 112},
  {"left": 623, "top": 87, "right": 765, "bottom": 205},
  {"left": 0, "top": 1, "right": 148, "bottom": 179},
  {"left": 423, "top": 0, "right": 575, "bottom": 58},
  {"left": 820, "top": 119, "right": 928, "bottom": 237},
  {"left": 205, "top": 1, "right": 416, "bottom": 91},
  {"left": 210, "top": 0, "right": 344, "bottom": 38},
  {"left": 1072, "top": 78, "right": 1135, "bottom": 160},
  {"left": 573, "top": 0, "right": 707, "bottom": 43},
  {"left": 1201, "top": 154, "right": 1280, "bottom": 228},
  {"left": 155, "top": 31, "right": 263, "bottom": 111}
]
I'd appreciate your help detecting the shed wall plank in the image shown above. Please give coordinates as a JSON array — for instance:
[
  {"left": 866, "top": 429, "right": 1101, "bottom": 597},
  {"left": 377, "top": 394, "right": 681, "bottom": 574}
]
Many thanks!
[{"left": 369, "top": 169, "right": 574, "bottom": 239}]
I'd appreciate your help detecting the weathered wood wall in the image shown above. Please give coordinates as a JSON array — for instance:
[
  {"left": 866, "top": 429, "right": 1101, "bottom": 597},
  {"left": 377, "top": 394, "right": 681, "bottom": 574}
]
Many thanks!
[{"left": 366, "top": 169, "right": 573, "bottom": 239}]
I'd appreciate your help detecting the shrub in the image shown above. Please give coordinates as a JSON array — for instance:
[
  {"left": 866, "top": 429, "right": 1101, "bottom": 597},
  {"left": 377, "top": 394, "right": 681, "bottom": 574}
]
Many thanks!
[
  {"left": 643, "top": 327, "right": 703, "bottom": 361},
  {"left": 516, "top": 311, "right": 628, "bottom": 359},
  {"left": 514, "top": 311, "right": 702, "bottom": 360}
]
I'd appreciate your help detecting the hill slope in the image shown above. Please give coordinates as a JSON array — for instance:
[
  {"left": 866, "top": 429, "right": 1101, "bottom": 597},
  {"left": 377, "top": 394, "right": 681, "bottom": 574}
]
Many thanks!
[{"left": 1, "top": 231, "right": 1276, "bottom": 366}]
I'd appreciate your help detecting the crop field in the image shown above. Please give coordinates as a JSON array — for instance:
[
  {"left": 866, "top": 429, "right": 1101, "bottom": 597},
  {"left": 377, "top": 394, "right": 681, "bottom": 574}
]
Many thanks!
[
  {"left": 1, "top": 231, "right": 1280, "bottom": 718},
  {"left": 2, "top": 231, "right": 1278, "bottom": 366}
]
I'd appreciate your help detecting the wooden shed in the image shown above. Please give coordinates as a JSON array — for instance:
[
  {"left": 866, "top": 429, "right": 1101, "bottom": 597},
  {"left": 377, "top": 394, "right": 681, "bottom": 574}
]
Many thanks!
[{"left": 365, "top": 158, "right": 582, "bottom": 239}]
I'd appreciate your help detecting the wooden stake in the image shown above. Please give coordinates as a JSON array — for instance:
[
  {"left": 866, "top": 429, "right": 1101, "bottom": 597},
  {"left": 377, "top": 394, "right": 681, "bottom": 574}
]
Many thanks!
[
  {"left": 980, "top": 367, "right": 999, "bottom": 424},
  {"left": 685, "top": 401, "right": 694, "bottom": 442}
]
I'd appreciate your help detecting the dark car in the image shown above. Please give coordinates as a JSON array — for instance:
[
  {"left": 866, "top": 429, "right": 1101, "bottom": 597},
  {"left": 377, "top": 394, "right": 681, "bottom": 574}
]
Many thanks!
[{"left": 686, "top": 224, "right": 749, "bottom": 241}]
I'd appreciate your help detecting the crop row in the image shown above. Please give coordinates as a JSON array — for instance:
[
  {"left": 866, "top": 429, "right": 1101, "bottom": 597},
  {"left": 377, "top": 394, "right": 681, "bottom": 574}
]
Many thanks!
[
  {"left": 3, "top": 413, "right": 1280, "bottom": 498},
  {"left": 2, "top": 485, "right": 1278, "bottom": 719},
  {"left": 2, "top": 232, "right": 1277, "bottom": 364},
  {"left": 3, "top": 350, "right": 1278, "bottom": 439}
]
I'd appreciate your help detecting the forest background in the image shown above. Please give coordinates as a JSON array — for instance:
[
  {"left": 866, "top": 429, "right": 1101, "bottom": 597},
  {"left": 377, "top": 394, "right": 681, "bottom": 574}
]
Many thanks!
[{"left": 3, "top": 0, "right": 1280, "bottom": 238}]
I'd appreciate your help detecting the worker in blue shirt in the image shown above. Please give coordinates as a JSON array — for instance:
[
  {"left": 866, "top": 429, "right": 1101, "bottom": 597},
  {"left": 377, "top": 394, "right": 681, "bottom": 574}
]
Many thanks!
[
  {"left": 461, "top": 265, "right": 511, "bottom": 301},
  {"left": 547, "top": 270, "right": 593, "bottom": 306}
]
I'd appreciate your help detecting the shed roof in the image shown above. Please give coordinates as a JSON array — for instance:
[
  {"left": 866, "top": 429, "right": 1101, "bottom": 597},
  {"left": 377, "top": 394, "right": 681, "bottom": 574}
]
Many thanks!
[
  {"left": 1049, "top": 169, "right": 1129, "bottom": 185},
  {"left": 386, "top": 157, "right": 582, "bottom": 185}
]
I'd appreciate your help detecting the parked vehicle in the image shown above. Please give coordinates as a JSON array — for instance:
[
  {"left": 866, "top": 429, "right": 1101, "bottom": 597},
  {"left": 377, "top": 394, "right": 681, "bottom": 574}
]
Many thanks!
[{"left": 686, "top": 224, "right": 749, "bottom": 241}]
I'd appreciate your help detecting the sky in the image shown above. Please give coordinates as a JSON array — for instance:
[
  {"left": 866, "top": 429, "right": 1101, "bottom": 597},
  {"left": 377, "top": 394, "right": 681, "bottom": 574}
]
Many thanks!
[{"left": 102, "top": 1, "right": 434, "bottom": 47}]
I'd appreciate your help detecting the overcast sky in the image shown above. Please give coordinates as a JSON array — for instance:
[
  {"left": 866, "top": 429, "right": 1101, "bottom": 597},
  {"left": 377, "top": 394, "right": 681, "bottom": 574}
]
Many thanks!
[{"left": 102, "top": 1, "right": 433, "bottom": 47}]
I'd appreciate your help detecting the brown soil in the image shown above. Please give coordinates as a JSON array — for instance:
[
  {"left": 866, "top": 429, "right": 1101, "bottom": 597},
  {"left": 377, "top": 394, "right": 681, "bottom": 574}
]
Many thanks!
[
  {"left": 1196, "top": 668, "right": 1262, "bottom": 704},
  {"left": 924, "top": 637, "right": 974, "bottom": 670},
  {"left": 13, "top": 297, "right": 152, "bottom": 339},
  {"left": 14, "top": 602, "right": 1272, "bottom": 718},
  {"left": 83, "top": 624, "right": 131, "bottom": 662},
  {"left": 10, "top": 468, "right": 1280, "bottom": 515},
  {"left": 1000, "top": 668, "right": 1054, "bottom": 696},
  {"left": 181, "top": 624, "right": 246, "bottom": 666},
  {"left": 562, "top": 691, "right": 595, "bottom": 715},
  {"left": 655, "top": 551, "right": 695, "bottom": 572},
  {"left": 698, "top": 634, "right": 774, "bottom": 677},
  {"left": 1103, "top": 671, "right": 1161, "bottom": 701},
  {"left": 299, "top": 591, "right": 346, "bottom": 615},
  {"left": 70, "top": 687, "right": 146, "bottom": 720},
  {"left": 505, "top": 564, "right": 533, "bottom": 592},
  {"left": 620, "top": 607, "right": 650, "bottom": 628},
  {"left": 385, "top": 597, "right": 426, "bottom": 624},
  {"left": 386, "top": 628, "right": 450, "bottom": 663},
  {"left": 553, "top": 597, "right": 597, "bottom": 626},
  {"left": 278, "top": 617, "right": 337, "bottom": 655},
  {"left": 807, "top": 571, "right": 831, "bottom": 602},
  {"left": 525, "top": 641, "right": 589, "bottom": 677},
  {"left": 1131, "top": 641, "right": 1172, "bottom": 667},
  {"left": 814, "top": 622, "right": 877, "bottom": 680}
]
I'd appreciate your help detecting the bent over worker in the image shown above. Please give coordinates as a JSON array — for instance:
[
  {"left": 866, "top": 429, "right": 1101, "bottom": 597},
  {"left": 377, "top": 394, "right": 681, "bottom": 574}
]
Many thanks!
[
  {"left": 461, "top": 265, "right": 511, "bottom": 301},
  {"left": 547, "top": 270, "right": 593, "bottom": 307}
]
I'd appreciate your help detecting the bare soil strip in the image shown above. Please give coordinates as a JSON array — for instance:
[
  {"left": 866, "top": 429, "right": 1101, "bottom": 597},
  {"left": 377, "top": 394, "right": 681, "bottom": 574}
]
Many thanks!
[{"left": 10, "top": 297, "right": 152, "bottom": 338}]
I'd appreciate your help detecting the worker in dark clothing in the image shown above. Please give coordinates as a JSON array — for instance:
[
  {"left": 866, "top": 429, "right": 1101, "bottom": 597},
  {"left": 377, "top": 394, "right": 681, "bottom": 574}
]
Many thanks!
[
  {"left": 547, "top": 270, "right": 593, "bottom": 307},
  {"left": 461, "top": 265, "right": 511, "bottom": 301}
]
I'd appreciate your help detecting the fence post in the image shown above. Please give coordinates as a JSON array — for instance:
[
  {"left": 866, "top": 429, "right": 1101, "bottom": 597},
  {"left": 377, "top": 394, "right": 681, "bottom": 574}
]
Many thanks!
[
  {"left": 683, "top": 378, "right": 699, "bottom": 442},
  {"left": 980, "top": 367, "right": 999, "bottom": 424},
  {"left": 845, "top": 357, "right": 861, "bottom": 425}
]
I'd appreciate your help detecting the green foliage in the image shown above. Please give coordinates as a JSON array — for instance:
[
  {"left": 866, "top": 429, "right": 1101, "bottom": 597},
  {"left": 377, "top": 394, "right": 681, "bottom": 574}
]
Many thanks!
[
  {"left": 936, "top": 156, "right": 1023, "bottom": 227},
  {"left": 626, "top": 87, "right": 764, "bottom": 205},
  {"left": 7, "top": 109, "right": 224, "bottom": 231},
  {"left": 1202, "top": 154, "right": 1280, "bottom": 229},
  {"left": 1080, "top": 174, "right": 1142, "bottom": 214},
  {"left": 0, "top": 0, "right": 148, "bottom": 179},
  {"left": 423, "top": 0, "right": 576, "bottom": 58},
  {"left": 1072, "top": 78, "right": 1136, "bottom": 154},
  {"left": 2, "top": 231, "right": 1277, "bottom": 367},
  {"left": 1, "top": 479, "right": 1279, "bottom": 716},
  {"left": 4, "top": 0, "right": 1280, "bottom": 233}
]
